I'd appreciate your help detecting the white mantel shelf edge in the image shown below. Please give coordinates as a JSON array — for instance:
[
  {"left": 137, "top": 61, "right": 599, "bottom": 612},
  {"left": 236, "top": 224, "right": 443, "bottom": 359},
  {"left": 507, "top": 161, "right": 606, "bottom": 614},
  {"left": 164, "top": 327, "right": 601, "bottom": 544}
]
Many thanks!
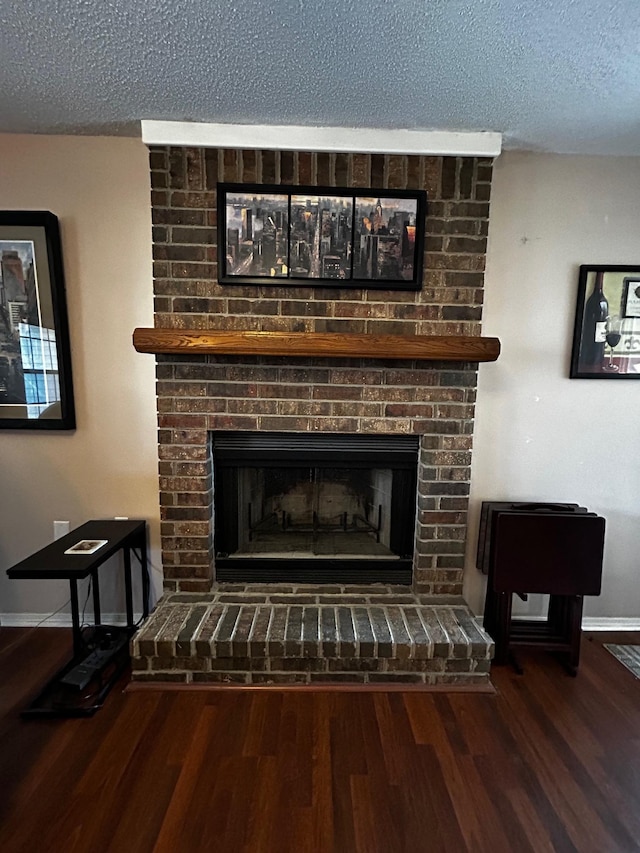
[{"left": 140, "top": 120, "right": 503, "bottom": 158}]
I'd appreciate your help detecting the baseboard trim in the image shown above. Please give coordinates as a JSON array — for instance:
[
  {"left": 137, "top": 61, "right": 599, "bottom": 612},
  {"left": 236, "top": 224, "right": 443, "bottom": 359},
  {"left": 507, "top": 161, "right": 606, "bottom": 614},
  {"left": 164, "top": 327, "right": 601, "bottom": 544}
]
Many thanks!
[
  {"left": 478, "top": 615, "right": 640, "bottom": 632},
  {"left": 0, "top": 612, "right": 142, "bottom": 628},
  {"left": 582, "top": 618, "right": 640, "bottom": 631}
]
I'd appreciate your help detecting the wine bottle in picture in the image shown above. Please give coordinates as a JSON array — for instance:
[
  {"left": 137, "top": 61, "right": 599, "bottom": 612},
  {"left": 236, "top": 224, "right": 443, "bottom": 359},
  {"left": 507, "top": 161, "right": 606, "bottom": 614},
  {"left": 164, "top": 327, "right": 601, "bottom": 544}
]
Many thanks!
[{"left": 582, "top": 271, "right": 608, "bottom": 365}]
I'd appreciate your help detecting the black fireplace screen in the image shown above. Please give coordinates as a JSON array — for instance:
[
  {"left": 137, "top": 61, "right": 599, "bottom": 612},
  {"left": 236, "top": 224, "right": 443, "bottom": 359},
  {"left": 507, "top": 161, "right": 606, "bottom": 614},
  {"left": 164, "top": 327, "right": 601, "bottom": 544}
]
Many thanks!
[{"left": 212, "top": 432, "right": 418, "bottom": 583}]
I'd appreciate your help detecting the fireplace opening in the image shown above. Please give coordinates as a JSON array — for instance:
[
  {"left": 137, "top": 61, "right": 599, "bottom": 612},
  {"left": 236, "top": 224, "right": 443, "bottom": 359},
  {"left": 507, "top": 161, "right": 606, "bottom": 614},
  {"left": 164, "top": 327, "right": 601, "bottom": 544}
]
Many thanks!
[{"left": 212, "top": 432, "right": 418, "bottom": 583}]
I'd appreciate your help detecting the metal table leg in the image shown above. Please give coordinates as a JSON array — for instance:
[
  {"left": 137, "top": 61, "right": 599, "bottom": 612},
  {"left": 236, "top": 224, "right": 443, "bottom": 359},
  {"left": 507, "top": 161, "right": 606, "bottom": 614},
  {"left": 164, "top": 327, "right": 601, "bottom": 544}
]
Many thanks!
[
  {"left": 123, "top": 546, "right": 134, "bottom": 629},
  {"left": 69, "top": 577, "right": 82, "bottom": 656},
  {"left": 91, "top": 568, "right": 101, "bottom": 625},
  {"left": 139, "top": 530, "right": 149, "bottom": 619}
]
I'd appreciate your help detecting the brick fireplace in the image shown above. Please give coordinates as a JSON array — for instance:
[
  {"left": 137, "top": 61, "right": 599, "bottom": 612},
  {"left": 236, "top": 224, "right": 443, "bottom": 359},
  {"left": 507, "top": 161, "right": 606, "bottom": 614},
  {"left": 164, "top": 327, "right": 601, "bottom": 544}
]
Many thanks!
[
  {"left": 149, "top": 146, "right": 490, "bottom": 593},
  {"left": 130, "top": 144, "right": 496, "bottom": 685}
]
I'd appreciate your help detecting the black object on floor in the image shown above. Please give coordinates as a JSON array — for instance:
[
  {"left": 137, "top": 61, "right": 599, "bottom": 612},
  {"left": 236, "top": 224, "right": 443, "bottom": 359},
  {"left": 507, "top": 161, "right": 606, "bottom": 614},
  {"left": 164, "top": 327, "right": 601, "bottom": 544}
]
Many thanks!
[{"left": 22, "top": 624, "right": 133, "bottom": 717}]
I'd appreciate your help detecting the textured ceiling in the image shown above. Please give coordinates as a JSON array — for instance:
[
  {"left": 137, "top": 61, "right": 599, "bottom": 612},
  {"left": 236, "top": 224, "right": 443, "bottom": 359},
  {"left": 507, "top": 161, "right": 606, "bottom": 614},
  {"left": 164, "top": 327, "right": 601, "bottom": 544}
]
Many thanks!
[{"left": 1, "top": 0, "right": 639, "bottom": 154}]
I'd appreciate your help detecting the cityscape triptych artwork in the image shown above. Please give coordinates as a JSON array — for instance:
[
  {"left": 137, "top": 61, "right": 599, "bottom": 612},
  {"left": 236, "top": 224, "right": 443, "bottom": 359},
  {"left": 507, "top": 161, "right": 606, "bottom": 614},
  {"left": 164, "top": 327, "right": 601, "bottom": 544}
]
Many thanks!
[
  {"left": 218, "top": 183, "right": 427, "bottom": 291},
  {"left": 0, "top": 211, "right": 75, "bottom": 428}
]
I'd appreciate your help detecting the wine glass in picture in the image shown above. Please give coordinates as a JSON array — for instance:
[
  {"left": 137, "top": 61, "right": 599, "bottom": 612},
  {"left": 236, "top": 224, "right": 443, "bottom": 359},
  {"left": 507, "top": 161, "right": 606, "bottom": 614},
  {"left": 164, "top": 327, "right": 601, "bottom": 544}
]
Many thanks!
[{"left": 604, "top": 314, "right": 623, "bottom": 371}]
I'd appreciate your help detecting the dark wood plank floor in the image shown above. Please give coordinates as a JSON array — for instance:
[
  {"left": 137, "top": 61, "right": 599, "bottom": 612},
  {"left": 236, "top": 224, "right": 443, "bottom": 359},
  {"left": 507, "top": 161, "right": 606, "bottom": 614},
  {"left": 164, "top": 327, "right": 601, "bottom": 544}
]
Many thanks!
[{"left": 1, "top": 627, "right": 639, "bottom": 852}]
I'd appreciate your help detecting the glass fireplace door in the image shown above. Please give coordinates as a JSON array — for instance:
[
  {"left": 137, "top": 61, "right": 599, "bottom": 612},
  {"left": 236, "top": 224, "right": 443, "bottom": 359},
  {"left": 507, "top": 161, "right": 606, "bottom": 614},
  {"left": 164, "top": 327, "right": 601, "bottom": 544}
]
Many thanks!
[{"left": 213, "top": 432, "right": 418, "bottom": 583}]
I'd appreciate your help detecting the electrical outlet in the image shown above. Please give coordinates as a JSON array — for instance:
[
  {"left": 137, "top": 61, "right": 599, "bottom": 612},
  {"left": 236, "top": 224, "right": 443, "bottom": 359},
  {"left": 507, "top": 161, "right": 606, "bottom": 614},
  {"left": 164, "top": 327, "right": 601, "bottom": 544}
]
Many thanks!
[{"left": 54, "top": 520, "right": 70, "bottom": 540}]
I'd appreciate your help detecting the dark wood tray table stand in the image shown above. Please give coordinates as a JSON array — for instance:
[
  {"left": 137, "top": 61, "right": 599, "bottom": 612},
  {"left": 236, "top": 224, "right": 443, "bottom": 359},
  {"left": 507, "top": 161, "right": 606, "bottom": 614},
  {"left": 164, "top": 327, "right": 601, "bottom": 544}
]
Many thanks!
[{"left": 481, "top": 509, "right": 605, "bottom": 676}]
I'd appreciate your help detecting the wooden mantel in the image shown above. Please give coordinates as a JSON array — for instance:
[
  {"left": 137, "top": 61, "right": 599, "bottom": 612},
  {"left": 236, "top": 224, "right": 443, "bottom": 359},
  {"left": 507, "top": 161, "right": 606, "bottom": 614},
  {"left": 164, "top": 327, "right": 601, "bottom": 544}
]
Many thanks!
[{"left": 132, "top": 329, "right": 500, "bottom": 362}]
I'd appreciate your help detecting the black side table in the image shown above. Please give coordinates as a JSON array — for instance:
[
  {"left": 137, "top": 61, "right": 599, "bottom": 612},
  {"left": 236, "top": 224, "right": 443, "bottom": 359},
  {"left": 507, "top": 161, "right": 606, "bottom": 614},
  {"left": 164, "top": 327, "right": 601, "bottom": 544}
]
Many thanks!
[{"left": 7, "top": 519, "right": 149, "bottom": 716}]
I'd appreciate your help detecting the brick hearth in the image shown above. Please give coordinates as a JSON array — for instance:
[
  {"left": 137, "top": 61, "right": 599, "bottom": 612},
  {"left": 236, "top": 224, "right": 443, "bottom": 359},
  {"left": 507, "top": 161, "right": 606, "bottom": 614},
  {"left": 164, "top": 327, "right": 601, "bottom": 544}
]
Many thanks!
[{"left": 132, "top": 586, "right": 494, "bottom": 687}]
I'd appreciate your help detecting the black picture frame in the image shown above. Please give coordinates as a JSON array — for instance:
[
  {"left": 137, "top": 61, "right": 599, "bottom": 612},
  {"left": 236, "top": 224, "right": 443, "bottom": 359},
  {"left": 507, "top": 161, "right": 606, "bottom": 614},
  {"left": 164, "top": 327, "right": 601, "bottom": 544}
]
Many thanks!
[
  {"left": 0, "top": 211, "right": 76, "bottom": 428},
  {"left": 570, "top": 264, "right": 640, "bottom": 379},
  {"left": 217, "top": 183, "right": 427, "bottom": 290}
]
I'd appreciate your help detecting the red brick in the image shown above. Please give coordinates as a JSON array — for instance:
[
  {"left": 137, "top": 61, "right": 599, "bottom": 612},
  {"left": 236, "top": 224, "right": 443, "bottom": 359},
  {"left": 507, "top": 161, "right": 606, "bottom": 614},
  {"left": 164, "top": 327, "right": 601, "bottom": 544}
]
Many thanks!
[
  {"left": 241, "top": 150, "right": 257, "bottom": 182},
  {"left": 334, "top": 302, "right": 388, "bottom": 319},
  {"left": 351, "top": 154, "right": 370, "bottom": 185},
  {"left": 423, "top": 157, "right": 442, "bottom": 197},
  {"left": 298, "top": 152, "right": 313, "bottom": 184},
  {"left": 262, "top": 150, "right": 277, "bottom": 182},
  {"left": 170, "top": 191, "right": 216, "bottom": 208},
  {"left": 185, "top": 148, "right": 204, "bottom": 190},
  {"left": 312, "top": 385, "right": 362, "bottom": 401},
  {"left": 178, "top": 580, "right": 213, "bottom": 593},
  {"left": 371, "top": 153, "right": 384, "bottom": 186},
  {"left": 222, "top": 149, "right": 239, "bottom": 181},
  {"left": 316, "top": 152, "right": 331, "bottom": 184},
  {"left": 386, "top": 155, "right": 406, "bottom": 189}
]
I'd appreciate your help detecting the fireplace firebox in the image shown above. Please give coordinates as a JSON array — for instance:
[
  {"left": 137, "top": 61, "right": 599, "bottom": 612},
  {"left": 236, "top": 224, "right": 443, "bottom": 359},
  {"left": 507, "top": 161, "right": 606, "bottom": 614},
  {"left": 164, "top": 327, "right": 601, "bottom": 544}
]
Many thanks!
[{"left": 212, "top": 432, "right": 418, "bottom": 583}]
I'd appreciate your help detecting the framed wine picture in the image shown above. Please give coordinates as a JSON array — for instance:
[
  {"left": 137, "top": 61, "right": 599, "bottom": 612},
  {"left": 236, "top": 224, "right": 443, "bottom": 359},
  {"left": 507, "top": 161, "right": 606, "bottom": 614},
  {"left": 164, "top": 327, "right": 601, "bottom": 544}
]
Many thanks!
[{"left": 570, "top": 265, "right": 640, "bottom": 379}]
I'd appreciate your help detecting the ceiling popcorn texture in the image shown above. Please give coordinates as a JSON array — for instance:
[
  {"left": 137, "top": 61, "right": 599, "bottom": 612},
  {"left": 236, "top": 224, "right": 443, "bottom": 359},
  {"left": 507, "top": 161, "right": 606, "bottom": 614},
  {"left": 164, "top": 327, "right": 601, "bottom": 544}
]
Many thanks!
[{"left": 0, "top": 0, "right": 638, "bottom": 154}]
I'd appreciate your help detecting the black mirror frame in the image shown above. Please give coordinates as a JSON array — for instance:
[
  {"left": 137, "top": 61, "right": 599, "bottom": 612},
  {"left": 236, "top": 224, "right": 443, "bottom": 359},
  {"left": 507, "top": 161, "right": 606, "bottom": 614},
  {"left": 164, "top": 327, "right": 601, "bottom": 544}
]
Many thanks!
[{"left": 0, "top": 210, "right": 75, "bottom": 429}]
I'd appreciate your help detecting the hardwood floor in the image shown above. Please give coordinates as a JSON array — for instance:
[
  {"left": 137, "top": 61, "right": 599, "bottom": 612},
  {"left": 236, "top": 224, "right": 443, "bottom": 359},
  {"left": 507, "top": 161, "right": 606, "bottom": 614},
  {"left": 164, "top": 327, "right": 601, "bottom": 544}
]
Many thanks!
[{"left": 1, "top": 627, "right": 639, "bottom": 852}]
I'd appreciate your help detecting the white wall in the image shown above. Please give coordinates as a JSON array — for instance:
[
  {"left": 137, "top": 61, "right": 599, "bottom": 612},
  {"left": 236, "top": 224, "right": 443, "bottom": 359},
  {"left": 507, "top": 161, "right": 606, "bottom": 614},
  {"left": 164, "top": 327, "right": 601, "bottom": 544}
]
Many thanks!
[
  {"left": 465, "top": 151, "right": 640, "bottom": 619},
  {"left": 2, "top": 140, "right": 638, "bottom": 623},
  {"left": 0, "top": 134, "right": 161, "bottom": 623}
]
